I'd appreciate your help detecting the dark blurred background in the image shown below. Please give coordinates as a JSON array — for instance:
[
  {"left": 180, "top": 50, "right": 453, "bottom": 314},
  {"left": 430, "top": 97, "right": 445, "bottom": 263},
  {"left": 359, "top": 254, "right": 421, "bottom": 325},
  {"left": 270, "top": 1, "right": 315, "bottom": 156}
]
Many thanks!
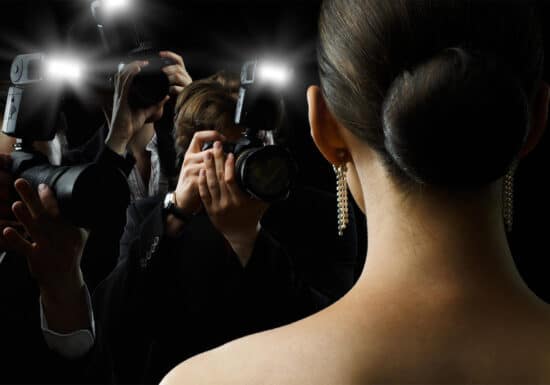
[{"left": 0, "top": 0, "right": 549, "bottom": 301}]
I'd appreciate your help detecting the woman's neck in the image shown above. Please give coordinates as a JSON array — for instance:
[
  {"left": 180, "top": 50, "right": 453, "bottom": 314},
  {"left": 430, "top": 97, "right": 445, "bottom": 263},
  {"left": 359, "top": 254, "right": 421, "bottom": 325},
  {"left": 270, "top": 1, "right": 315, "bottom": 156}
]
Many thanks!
[{"left": 355, "top": 180, "right": 529, "bottom": 299}]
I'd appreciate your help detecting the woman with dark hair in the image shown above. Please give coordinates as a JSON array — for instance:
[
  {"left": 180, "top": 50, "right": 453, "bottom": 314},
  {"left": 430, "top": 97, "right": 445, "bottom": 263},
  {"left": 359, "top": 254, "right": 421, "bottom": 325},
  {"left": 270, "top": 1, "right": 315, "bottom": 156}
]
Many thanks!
[{"left": 162, "top": 1, "right": 550, "bottom": 383}]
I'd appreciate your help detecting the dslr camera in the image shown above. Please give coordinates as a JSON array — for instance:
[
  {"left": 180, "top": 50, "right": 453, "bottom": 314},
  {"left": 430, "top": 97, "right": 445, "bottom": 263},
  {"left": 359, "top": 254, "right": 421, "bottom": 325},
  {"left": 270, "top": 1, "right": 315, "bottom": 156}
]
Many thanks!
[
  {"left": 203, "top": 60, "right": 297, "bottom": 203},
  {"left": 2, "top": 53, "right": 130, "bottom": 228},
  {"left": 91, "top": 0, "right": 174, "bottom": 109}
]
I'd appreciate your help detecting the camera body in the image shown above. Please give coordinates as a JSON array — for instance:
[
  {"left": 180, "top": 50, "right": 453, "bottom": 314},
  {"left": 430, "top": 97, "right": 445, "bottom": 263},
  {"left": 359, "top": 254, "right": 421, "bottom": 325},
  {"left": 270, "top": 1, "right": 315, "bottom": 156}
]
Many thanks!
[
  {"left": 123, "top": 46, "right": 174, "bottom": 109},
  {"left": 203, "top": 61, "right": 297, "bottom": 203}
]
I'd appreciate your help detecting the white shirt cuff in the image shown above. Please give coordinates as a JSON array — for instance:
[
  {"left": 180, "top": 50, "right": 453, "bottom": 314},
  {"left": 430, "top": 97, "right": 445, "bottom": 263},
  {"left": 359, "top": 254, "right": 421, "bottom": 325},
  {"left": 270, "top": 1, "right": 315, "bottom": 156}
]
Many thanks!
[{"left": 40, "top": 286, "right": 96, "bottom": 359}]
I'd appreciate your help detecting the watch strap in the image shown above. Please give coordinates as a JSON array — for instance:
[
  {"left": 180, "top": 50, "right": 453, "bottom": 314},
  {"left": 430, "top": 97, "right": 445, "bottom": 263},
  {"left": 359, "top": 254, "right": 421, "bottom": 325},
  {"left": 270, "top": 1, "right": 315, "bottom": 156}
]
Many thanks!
[{"left": 163, "top": 193, "right": 194, "bottom": 222}]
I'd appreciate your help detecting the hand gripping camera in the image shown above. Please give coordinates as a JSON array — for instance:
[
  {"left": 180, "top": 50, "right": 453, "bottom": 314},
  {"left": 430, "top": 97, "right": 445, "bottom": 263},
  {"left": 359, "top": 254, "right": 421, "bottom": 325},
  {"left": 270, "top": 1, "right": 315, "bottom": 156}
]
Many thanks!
[
  {"left": 2, "top": 53, "right": 130, "bottom": 228},
  {"left": 203, "top": 61, "right": 297, "bottom": 203}
]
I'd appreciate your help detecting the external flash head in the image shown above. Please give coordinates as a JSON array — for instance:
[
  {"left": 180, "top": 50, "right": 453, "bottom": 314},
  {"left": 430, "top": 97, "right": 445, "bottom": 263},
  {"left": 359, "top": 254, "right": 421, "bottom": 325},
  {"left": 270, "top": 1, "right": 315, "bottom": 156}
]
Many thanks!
[
  {"left": 3, "top": 53, "right": 86, "bottom": 142},
  {"left": 91, "top": 0, "right": 133, "bottom": 22},
  {"left": 10, "top": 53, "right": 85, "bottom": 86}
]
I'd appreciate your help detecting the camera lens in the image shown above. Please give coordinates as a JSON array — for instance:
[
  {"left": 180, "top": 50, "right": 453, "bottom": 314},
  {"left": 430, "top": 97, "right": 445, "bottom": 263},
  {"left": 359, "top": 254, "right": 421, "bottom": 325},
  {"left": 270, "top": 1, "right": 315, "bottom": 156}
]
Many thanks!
[
  {"left": 17, "top": 161, "right": 129, "bottom": 229},
  {"left": 235, "top": 145, "right": 295, "bottom": 202}
]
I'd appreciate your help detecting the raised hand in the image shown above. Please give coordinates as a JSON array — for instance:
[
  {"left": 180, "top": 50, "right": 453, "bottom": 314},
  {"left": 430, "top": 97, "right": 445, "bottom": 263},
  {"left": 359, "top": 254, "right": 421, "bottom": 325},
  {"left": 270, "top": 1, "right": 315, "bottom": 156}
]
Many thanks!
[
  {"left": 0, "top": 154, "right": 22, "bottom": 251},
  {"left": 198, "top": 141, "right": 269, "bottom": 266},
  {"left": 0, "top": 179, "right": 90, "bottom": 332},
  {"left": 1, "top": 179, "right": 87, "bottom": 293},
  {"left": 173, "top": 131, "right": 226, "bottom": 216},
  {"left": 160, "top": 51, "right": 193, "bottom": 96}
]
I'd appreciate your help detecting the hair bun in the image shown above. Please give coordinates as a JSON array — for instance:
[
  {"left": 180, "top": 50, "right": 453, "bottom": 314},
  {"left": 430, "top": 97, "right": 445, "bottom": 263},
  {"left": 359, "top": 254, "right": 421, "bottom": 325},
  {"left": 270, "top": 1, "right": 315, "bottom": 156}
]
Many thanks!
[{"left": 382, "top": 48, "right": 530, "bottom": 188}]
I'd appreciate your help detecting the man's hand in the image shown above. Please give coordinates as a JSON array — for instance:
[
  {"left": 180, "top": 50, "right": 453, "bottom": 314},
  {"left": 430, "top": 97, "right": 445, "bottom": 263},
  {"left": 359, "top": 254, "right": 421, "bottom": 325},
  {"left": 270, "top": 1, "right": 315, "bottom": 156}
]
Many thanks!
[
  {"left": 1, "top": 179, "right": 87, "bottom": 290},
  {"left": 0, "top": 154, "right": 22, "bottom": 251},
  {"left": 167, "top": 131, "right": 226, "bottom": 237},
  {"left": 160, "top": 51, "right": 193, "bottom": 96},
  {"left": 198, "top": 141, "right": 269, "bottom": 267},
  {"left": 0, "top": 179, "right": 90, "bottom": 332},
  {"left": 106, "top": 61, "right": 170, "bottom": 155}
]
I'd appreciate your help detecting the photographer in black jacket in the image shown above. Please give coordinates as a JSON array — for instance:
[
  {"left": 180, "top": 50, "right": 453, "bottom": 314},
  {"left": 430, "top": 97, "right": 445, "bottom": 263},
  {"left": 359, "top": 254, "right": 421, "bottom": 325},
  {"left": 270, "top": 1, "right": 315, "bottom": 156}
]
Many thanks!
[{"left": 0, "top": 53, "right": 186, "bottom": 382}]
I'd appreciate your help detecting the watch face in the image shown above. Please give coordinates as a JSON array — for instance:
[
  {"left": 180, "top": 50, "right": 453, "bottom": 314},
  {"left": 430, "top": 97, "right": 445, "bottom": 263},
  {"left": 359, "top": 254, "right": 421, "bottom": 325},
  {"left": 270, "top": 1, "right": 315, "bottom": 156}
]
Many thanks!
[
  {"left": 163, "top": 192, "right": 190, "bottom": 221},
  {"left": 164, "top": 192, "right": 174, "bottom": 208}
]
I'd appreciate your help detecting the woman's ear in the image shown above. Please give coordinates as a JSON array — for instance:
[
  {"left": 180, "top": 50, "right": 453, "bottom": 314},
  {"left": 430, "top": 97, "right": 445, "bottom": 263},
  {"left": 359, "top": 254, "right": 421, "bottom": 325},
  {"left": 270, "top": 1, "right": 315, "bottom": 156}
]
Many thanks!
[
  {"left": 307, "top": 86, "right": 349, "bottom": 164},
  {"left": 520, "top": 81, "right": 549, "bottom": 158}
]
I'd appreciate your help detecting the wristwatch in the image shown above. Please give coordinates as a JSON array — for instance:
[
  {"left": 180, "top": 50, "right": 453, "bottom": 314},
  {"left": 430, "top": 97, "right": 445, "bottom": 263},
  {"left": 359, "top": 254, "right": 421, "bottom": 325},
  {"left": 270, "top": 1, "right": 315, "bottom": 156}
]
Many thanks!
[{"left": 163, "top": 192, "right": 193, "bottom": 222}]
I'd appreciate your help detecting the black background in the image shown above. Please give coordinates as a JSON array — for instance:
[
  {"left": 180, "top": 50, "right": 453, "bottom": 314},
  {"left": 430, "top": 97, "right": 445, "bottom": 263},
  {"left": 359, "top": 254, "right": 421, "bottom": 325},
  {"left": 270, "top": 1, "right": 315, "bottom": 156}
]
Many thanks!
[{"left": 0, "top": 0, "right": 549, "bottom": 301}]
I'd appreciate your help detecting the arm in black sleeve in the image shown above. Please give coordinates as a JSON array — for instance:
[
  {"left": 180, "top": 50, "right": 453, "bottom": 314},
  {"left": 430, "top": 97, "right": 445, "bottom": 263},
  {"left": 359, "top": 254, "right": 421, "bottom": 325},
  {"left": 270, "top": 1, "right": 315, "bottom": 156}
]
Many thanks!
[
  {"left": 94, "top": 146, "right": 136, "bottom": 177},
  {"left": 62, "top": 123, "right": 134, "bottom": 290},
  {"left": 78, "top": 146, "right": 133, "bottom": 291}
]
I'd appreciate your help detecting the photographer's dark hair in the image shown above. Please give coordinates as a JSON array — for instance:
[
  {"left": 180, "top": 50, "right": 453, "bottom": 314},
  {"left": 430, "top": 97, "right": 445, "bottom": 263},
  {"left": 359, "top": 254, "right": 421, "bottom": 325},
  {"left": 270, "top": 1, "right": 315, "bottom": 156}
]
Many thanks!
[{"left": 318, "top": 0, "right": 544, "bottom": 189}]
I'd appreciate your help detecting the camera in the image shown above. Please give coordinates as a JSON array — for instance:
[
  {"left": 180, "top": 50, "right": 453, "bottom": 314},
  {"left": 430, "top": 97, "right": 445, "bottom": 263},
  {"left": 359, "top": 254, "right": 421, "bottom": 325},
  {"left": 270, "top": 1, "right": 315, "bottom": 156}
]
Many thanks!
[
  {"left": 2, "top": 53, "right": 130, "bottom": 228},
  {"left": 124, "top": 46, "right": 174, "bottom": 109},
  {"left": 91, "top": 0, "right": 174, "bottom": 109},
  {"left": 202, "top": 61, "right": 297, "bottom": 203}
]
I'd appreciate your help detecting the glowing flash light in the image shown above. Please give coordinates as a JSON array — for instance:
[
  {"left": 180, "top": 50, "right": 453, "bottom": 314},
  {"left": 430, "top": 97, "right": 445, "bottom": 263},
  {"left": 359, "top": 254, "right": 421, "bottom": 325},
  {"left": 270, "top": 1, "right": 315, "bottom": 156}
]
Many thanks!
[
  {"left": 102, "top": 0, "right": 131, "bottom": 14},
  {"left": 45, "top": 57, "right": 85, "bottom": 83},
  {"left": 257, "top": 63, "right": 292, "bottom": 87}
]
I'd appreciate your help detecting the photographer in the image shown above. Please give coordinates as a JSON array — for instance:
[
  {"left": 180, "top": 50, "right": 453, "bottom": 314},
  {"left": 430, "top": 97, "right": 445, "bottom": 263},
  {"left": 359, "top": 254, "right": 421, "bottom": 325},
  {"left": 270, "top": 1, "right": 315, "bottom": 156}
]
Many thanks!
[
  {"left": 103, "top": 51, "right": 192, "bottom": 202},
  {"left": 0, "top": 156, "right": 88, "bottom": 383},
  {"left": 71, "top": 52, "right": 189, "bottom": 288},
  {"left": 0, "top": 83, "right": 109, "bottom": 382},
  {"left": 0, "top": 50, "right": 189, "bottom": 286},
  {"left": 0, "top": 53, "right": 186, "bottom": 383},
  {"left": 1, "top": 76, "right": 360, "bottom": 383}
]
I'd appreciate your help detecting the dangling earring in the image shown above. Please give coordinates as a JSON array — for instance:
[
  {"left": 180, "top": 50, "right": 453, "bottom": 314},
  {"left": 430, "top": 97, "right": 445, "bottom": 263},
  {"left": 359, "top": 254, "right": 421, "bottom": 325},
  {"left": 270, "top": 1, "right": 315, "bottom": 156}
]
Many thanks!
[
  {"left": 503, "top": 160, "right": 518, "bottom": 233},
  {"left": 333, "top": 162, "right": 349, "bottom": 236}
]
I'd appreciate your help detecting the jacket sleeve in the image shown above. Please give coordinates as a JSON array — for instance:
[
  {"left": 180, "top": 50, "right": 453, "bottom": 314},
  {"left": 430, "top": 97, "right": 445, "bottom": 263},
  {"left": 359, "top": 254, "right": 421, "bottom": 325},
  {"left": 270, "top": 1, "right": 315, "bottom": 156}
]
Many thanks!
[{"left": 78, "top": 146, "right": 133, "bottom": 291}]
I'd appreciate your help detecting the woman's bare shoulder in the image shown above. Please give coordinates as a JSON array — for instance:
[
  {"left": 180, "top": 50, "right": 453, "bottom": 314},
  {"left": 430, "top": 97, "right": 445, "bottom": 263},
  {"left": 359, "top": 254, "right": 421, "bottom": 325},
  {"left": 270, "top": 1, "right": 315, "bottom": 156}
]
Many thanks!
[
  {"left": 161, "top": 327, "right": 295, "bottom": 385},
  {"left": 160, "top": 312, "right": 345, "bottom": 385},
  {"left": 160, "top": 294, "right": 550, "bottom": 385}
]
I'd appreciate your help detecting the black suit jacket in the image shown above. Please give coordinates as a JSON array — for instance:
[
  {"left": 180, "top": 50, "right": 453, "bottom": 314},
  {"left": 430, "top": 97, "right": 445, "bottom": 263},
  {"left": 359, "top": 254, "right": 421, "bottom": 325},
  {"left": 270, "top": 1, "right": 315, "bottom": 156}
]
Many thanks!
[{"left": 86, "top": 185, "right": 361, "bottom": 384}]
